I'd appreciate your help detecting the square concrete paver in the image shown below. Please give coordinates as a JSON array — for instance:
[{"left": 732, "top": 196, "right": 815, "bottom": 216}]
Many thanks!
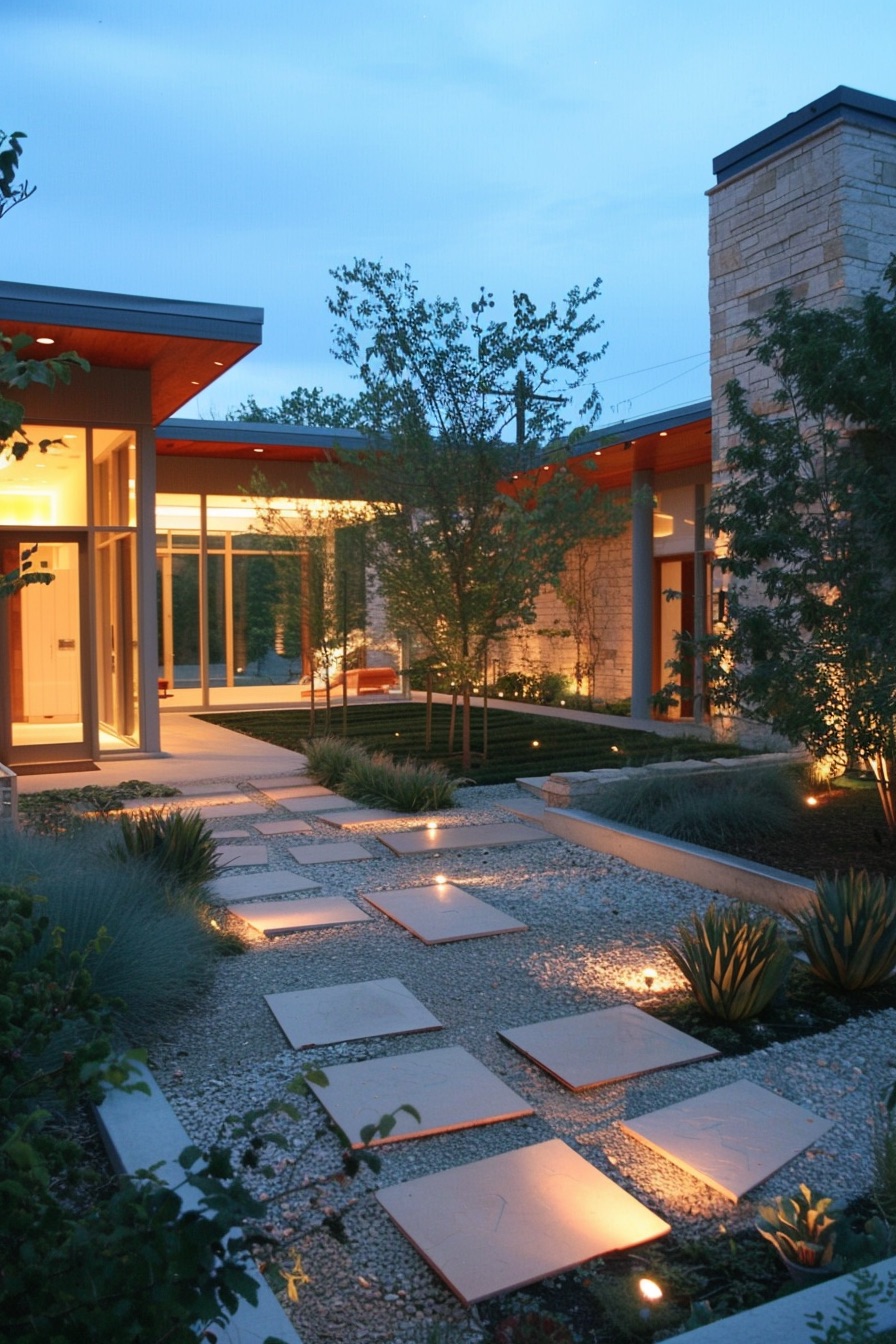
[
  {"left": 247, "top": 776, "right": 315, "bottom": 790},
  {"left": 265, "top": 978, "right": 442, "bottom": 1049},
  {"left": 253, "top": 818, "right": 313, "bottom": 836},
  {"left": 197, "top": 800, "right": 267, "bottom": 819},
  {"left": 319, "top": 807, "right": 409, "bottom": 827},
  {"left": 307, "top": 1046, "right": 533, "bottom": 1147},
  {"left": 210, "top": 828, "right": 250, "bottom": 839},
  {"left": 177, "top": 780, "right": 245, "bottom": 797},
  {"left": 498, "top": 1004, "right": 719, "bottom": 1090},
  {"left": 227, "top": 896, "right": 371, "bottom": 938},
  {"left": 210, "top": 870, "right": 320, "bottom": 903},
  {"left": 215, "top": 843, "right": 270, "bottom": 868},
  {"left": 375, "top": 822, "right": 554, "bottom": 856},
  {"left": 259, "top": 783, "right": 336, "bottom": 801},
  {"left": 620, "top": 1079, "right": 835, "bottom": 1202},
  {"left": 280, "top": 795, "right": 360, "bottom": 814},
  {"left": 288, "top": 842, "right": 373, "bottom": 864},
  {"left": 363, "top": 884, "right": 527, "bottom": 944},
  {"left": 377, "top": 1138, "right": 670, "bottom": 1305}
]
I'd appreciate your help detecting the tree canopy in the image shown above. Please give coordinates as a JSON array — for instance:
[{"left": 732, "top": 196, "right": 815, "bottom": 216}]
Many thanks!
[
  {"left": 312, "top": 259, "right": 624, "bottom": 765},
  {"left": 703, "top": 256, "right": 896, "bottom": 829}
]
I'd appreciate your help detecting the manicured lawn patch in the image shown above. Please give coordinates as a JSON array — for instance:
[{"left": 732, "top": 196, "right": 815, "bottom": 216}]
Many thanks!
[{"left": 196, "top": 705, "right": 745, "bottom": 786}]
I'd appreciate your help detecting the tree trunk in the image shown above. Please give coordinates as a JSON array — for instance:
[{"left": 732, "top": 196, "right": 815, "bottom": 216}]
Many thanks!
[
  {"left": 309, "top": 665, "right": 316, "bottom": 737},
  {"left": 482, "top": 649, "right": 489, "bottom": 763},
  {"left": 869, "top": 752, "right": 896, "bottom": 835},
  {"left": 461, "top": 680, "right": 472, "bottom": 771},
  {"left": 425, "top": 671, "right": 433, "bottom": 750},
  {"left": 448, "top": 689, "right": 457, "bottom": 754}
]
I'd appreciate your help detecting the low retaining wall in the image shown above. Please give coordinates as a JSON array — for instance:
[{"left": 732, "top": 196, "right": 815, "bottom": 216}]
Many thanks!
[
  {"left": 538, "top": 806, "right": 814, "bottom": 917},
  {"left": 540, "top": 751, "right": 803, "bottom": 810},
  {"left": 0, "top": 761, "right": 17, "bottom": 827},
  {"left": 95, "top": 1061, "right": 302, "bottom": 1344}
]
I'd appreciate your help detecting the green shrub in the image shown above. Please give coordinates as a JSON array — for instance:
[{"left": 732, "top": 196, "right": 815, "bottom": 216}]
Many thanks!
[
  {"left": 585, "top": 766, "right": 802, "bottom": 849},
  {"left": 113, "top": 807, "right": 220, "bottom": 897},
  {"left": 664, "top": 901, "right": 792, "bottom": 1022},
  {"left": 0, "top": 827, "right": 218, "bottom": 1036},
  {"left": 794, "top": 870, "right": 896, "bottom": 992},
  {"left": 341, "top": 750, "right": 459, "bottom": 811},
  {"left": 300, "top": 733, "right": 368, "bottom": 787},
  {"left": 19, "top": 779, "right": 179, "bottom": 836}
]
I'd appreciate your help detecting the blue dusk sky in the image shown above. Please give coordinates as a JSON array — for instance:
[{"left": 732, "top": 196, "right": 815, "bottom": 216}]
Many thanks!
[{"left": 4, "top": 2, "right": 895, "bottom": 429}]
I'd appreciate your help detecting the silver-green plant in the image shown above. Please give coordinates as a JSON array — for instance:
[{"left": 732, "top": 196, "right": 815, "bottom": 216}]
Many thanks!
[
  {"left": 341, "top": 751, "right": 459, "bottom": 812},
  {"left": 664, "top": 900, "right": 791, "bottom": 1022},
  {"left": 300, "top": 734, "right": 368, "bottom": 788},
  {"left": 794, "top": 869, "right": 896, "bottom": 992}
]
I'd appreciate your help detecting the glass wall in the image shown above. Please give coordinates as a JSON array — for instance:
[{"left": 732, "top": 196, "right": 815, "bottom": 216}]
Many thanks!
[{"left": 0, "top": 425, "right": 140, "bottom": 765}]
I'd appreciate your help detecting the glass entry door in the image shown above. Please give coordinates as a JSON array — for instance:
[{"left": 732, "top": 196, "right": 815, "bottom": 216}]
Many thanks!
[{"left": 0, "top": 535, "right": 94, "bottom": 768}]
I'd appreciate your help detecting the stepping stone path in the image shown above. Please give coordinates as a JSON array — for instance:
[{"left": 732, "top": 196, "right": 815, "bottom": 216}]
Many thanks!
[
  {"left": 215, "top": 843, "right": 269, "bottom": 868},
  {"left": 227, "top": 896, "right": 371, "bottom": 938},
  {"left": 620, "top": 1078, "right": 835, "bottom": 1202},
  {"left": 210, "top": 870, "right": 320, "bottom": 903},
  {"left": 377, "top": 1138, "right": 671, "bottom": 1305},
  {"left": 363, "top": 882, "right": 527, "bottom": 944},
  {"left": 287, "top": 841, "right": 373, "bottom": 864},
  {"left": 265, "top": 978, "right": 442, "bottom": 1049},
  {"left": 190, "top": 776, "right": 837, "bottom": 1307},
  {"left": 306, "top": 1045, "right": 534, "bottom": 1146},
  {"left": 498, "top": 1004, "right": 719, "bottom": 1090},
  {"left": 375, "top": 821, "right": 555, "bottom": 856}
]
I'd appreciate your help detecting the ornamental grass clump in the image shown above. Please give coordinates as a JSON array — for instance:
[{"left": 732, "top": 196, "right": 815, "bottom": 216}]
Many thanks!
[
  {"left": 794, "top": 869, "right": 896, "bottom": 992},
  {"left": 664, "top": 901, "right": 792, "bottom": 1023},
  {"left": 341, "top": 750, "right": 459, "bottom": 812},
  {"left": 300, "top": 734, "right": 368, "bottom": 788},
  {"left": 112, "top": 806, "right": 220, "bottom": 899}
]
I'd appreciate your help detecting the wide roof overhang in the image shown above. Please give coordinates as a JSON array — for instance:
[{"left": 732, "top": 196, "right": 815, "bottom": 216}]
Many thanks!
[
  {"left": 156, "top": 418, "right": 370, "bottom": 461},
  {"left": 0, "top": 280, "right": 263, "bottom": 424}
]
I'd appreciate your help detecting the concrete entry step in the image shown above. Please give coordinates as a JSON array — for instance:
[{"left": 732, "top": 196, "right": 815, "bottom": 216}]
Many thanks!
[{"left": 375, "top": 821, "right": 555, "bottom": 856}]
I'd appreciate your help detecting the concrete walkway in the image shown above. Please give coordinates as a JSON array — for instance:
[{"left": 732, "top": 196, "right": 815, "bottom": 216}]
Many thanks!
[{"left": 15, "top": 713, "right": 309, "bottom": 795}]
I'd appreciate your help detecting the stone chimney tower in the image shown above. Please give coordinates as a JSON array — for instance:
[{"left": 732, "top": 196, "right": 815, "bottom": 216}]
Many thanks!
[{"left": 708, "top": 87, "right": 896, "bottom": 469}]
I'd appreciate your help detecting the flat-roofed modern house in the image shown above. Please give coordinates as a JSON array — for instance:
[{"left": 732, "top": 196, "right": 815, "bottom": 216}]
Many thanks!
[{"left": 2, "top": 85, "right": 895, "bottom": 771}]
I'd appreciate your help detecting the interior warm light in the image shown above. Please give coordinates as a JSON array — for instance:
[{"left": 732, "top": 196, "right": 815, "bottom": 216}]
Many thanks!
[
  {"left": 36, "top": 336, "right": 55, "bottom": 345},
  {"left": 639, "top": 1278, "right": 663, "bottom": 1304},
  {"left": 653, "top": 512, "right": 674, "bottom": 538},
  {"left": 643, "top": 967, "right": 657, "bottom": 990}
]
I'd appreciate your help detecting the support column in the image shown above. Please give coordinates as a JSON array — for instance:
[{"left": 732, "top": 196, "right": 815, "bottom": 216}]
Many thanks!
[
  {"left": 692, "top": 483, "right": 707, "bottom": 724},
  {"left": 630, "top": 469, "right": 654, "bottom": 720}
]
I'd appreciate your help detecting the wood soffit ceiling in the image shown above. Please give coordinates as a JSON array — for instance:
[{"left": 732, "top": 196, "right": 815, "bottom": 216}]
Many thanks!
[{"left": 8, "top": 322, "right": 257, "bottom": 425}]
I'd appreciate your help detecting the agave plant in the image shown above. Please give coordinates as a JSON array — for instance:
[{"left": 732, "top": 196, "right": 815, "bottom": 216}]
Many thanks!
[
  {"left": 794, "top": 869, "right": 896, "bottom": 992},
  {"left": 756, "top": 1185, "right": 842, "bottom": 1270},
  {"left": 113, "top": 806, "right": 220, "bottom": 896},
  {"left": 663, "top": 901, "right": 791, "bottom": 1022}
]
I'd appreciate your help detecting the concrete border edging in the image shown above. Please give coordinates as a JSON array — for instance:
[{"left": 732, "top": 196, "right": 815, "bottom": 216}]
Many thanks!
[
  {"left": 95, "top": 1062, "right": 301, "bottom": 1344},
  {"left": 538, "top": 806, "right": 815, "bottom": 916}
]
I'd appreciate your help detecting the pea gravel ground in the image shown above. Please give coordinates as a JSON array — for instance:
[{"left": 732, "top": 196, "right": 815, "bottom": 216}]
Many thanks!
[{"left": 145, "top": 781, "right": 896, "bottom": 1344}]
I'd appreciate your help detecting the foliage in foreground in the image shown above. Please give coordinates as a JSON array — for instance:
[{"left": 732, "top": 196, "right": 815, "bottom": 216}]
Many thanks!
[
  {"left": 0, "top": 885, "right": 289, "bottom": 1344},
  {"left": 795, "top": 869, "right": 896, "bottom": 992},
  {"left": 0, "top": 824, "right": 219, "bottom": 1036},
  {"left": 664, "top": 900, "right": 792, "bottom": 1023}
]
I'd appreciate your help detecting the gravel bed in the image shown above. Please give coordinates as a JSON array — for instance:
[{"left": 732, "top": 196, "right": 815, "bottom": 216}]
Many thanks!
[{"left": 145, "top": 780, "right": 895, "bottom": 1344}]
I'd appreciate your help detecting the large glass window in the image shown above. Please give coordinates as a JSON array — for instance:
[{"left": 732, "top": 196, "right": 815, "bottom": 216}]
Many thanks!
[{"left": 0, "top": 425, "right": 87, "bottom": 526}]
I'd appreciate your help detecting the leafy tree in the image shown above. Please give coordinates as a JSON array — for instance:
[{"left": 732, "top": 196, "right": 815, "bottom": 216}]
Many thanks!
[
  {"left": 228, "top": 386, "right": 360, "bottom": 428},
  {"left": 700, "top": 256, "right": 896, "bottom": 830},
  {"left": 0, "top": 129, "right": 35, "bottom": 220},
  {"left": 316, "top": 259, "right": 625, "bottom": 767}
]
